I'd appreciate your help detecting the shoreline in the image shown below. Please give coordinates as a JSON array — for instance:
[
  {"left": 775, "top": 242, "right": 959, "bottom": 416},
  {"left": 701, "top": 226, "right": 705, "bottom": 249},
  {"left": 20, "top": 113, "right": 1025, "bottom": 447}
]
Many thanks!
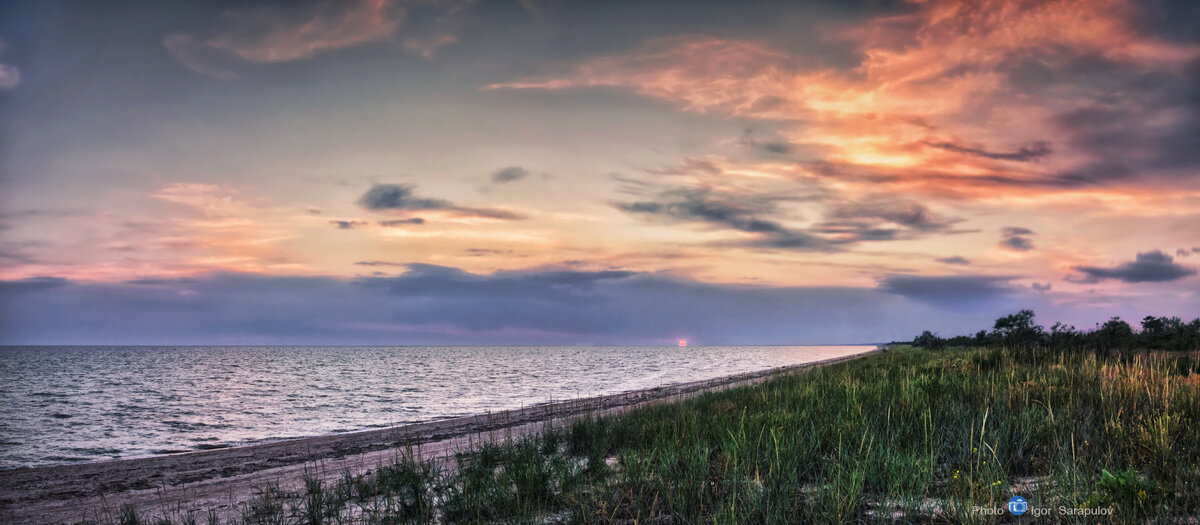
[{"left": 0, "top": 347, "right": 878, "bottom": 523}]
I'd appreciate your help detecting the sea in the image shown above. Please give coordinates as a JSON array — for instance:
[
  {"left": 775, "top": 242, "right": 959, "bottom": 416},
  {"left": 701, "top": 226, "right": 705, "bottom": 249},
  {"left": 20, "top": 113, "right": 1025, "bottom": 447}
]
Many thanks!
[{"left": 0, "top": 345, "right": 872, "bottom": 469}]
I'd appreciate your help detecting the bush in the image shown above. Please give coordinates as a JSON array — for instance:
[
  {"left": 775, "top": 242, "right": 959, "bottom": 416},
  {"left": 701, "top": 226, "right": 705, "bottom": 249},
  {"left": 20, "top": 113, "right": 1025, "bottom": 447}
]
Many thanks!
[
  {"left": 914, "top": 310, "right": 1199, "bottom": 353},
  {"left": 913, "top": 330, "right": 945, "bottom": 349}
]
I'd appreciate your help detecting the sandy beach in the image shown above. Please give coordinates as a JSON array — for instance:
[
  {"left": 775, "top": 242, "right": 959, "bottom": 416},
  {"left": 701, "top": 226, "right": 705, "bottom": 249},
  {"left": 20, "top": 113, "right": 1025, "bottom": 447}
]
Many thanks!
[{"left": 0, "top": 348, "right": 877, "bottom": 524}]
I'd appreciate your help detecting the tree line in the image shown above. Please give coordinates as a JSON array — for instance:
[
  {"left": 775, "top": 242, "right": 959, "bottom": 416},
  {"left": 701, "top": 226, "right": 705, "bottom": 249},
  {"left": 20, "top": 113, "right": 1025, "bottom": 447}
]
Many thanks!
[{"left": 911, "top": 310, "right": 1200, "bottom": 351}]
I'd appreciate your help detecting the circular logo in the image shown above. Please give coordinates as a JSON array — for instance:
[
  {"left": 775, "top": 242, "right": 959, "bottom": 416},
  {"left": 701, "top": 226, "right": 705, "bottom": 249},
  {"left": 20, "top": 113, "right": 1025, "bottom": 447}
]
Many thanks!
[{"left": 1008, "top": 496, "right": 1029, "bottom": 516}]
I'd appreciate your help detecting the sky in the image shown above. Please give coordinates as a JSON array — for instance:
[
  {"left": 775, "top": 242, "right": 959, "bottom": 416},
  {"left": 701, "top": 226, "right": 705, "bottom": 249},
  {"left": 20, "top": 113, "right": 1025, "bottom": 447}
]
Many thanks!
[{"left": 1, "top": 0, "right": 1198, "bottom": 345}]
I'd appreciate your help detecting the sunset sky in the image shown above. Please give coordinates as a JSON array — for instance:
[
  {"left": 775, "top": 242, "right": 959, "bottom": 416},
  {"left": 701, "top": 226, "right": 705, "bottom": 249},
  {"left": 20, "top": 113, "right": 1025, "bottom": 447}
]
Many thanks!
[{"left": 1, "top": 0, "right": 1198, "bottom": 345}]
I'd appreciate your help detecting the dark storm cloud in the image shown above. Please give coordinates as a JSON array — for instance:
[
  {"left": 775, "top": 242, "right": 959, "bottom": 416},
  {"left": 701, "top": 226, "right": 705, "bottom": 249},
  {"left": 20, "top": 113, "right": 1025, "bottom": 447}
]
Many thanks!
[
  {"left": 1000, "top": 236, "right": 1035, "bottom": 251},
  {"left": 924, "top": 140, "right": 1052, "bottom": 162},
  {"left": 747, "top": 95, "right": 787, "bottom": 113},
  {"left": 804, "top": 158, "right": 1147, "bottom": 192},
  {"left": 2, "top": 265, "right": 1023, "bottom": 345},
  {"left": 0, "top": 241, "right": 40, "bottom": 264},
  {"left": 127, "top": 277, "right": 199, "bottom": 285},
  {"left": 808, "top": 197, "right": 972, "bottom": 246},
  {"left": 746, "top": 231, "right": 827, "bottom": 250},
  {"left": 354, "top": 261, "right": 408, "bottom": 267},
  {"left": 330, "top": 220, "right": 370, "bottom": 230},
  {"left": 518, "top": 269, "right": 636, "bottom": 286},
  {"left": 353, "top": 264, "right": 637, "bottom": 301},
  {"left": 458, "top": 208, "right": 527, "bottom": 220},
  {"left": 358, "top": 184, "right": 453, "bottom": 211},
  {"left": 740, "top": 129, "right": 798, "bottom": 156},
  {"left": 0, "top": 276, "right": 69, "bottom": 294},
  {"left": 1049, "top": 162, "right": 1134, "bottom": 187},
  {"left": 615, "top": 187, "right": 793, "bottom": 235},
  {"left": 762, "top": 142, "right": 794, "bottom": 154},
  {"left": 1069, "top": 250, "right": 1197, "bottom": 283},
  {"left": 999, "top": 227, "right": 1035, "bottom": 251},
  {"left": 464, "top": 248, "right": 513, "bottom": 256},
  {"left": 616, "top": 187, "right": 971, "bottom": 251},
  {"left": 1055, "top": 105, "right": 1198, "bottom": 171},
  {"left": 878, "top": 275, "right": 1017, "bottom": 307},
  {"left": 378, "top": 218, "right": 426, "bottom": 227},
  {"left": 0, "top": 209, "right": 90, "bottom": 220},
  {"left": 807, "top": 221, "right": 903, "bottom": 243},
  {"left": 357, "top": 184, "right": 527, "bottom": 220},
  {"left": 7, "top": 261, "right": 1159, "bottom": 345},
  {"left": 614, "top": 187, "right": 827, "bottom": 250},
  {"left": 826, "top": 200, "right": 963, "bottom": 232},
  {"left": 1050, "top": 99, "right": 1200, "bottom": 183},
  {"left": 1138, "top": 0, "right": 1200, "bottom": 41},
  {"left": 937, "top": 256, "right": 970, "bottom": 265},
  {"left": 644, "top": 158, "right": 726, "bottom": 177},
  {"left": 947, "top": 14, "right": 1197, "bottom": 190},
  {"left": 609, "top": 174, "right": 655, "bottom": 195},
  {"left": 490, "top": 166, "right": 530, "bottom": 184}
]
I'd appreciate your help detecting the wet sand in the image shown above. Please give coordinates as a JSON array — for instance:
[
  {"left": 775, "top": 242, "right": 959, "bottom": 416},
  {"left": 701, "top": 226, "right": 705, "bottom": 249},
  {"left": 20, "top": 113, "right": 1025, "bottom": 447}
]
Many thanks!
[{"left": 0, "top": 348, "right": 877, "bottom": 524}]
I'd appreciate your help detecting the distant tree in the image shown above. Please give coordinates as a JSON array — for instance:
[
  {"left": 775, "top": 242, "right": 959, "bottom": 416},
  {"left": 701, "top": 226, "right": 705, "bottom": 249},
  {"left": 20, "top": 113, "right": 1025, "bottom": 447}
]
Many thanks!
[
  {"left": 994, "top": 309, "right": 1034, "bottom": 335},
  {"left": 1096, "top": 317, "right": 1135, "bottom": 353},
  {"left": 1141, "top": 316, "right": 1168, "bottom": 349},
  {"left": 1163, "top": 317, "right": 1200, "bottom": 351},
  {"left": 974, "top": 330, "right": 992, "bottom": 346},
  {"left": 910, "top": 312, "right": 1198, "bottom": 355},
  {"left": 1049, "top": 322, "right": 1079, "bottom": 349},
  {"left": 946, "top": 334, "right": 975, "bottom": 347},
  {"left": 1184, "top": 319, "right": 1200, "bottom": 350},
  {"left": 1141, "top": 316, "right": 1166, "bottom": 333},
  {"left": 913, "top": 330, "right": 945, "bottom": 349},
  {"left": 993, "top": 309, "right": 1045, "bottom": 347}
]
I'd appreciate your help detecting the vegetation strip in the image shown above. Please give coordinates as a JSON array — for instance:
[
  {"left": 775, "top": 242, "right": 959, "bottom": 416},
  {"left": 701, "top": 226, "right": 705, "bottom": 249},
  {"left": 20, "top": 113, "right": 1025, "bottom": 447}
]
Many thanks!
[{"left": 29, "top": 332, "right": 1200, "bottom": 524}]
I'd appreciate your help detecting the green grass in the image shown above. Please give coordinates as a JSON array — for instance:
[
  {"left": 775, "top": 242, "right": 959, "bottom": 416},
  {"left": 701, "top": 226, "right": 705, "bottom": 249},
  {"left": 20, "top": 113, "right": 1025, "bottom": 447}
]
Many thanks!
[{"left": 102, "top": 346, "right": 1200, "bottom": 524}]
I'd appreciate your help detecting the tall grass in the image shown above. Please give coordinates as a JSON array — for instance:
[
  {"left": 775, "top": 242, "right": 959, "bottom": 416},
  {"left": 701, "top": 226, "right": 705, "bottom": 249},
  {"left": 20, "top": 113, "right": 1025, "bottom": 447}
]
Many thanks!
[{"left": 102, "top": 346, "right": 1200, "bottom": 524}]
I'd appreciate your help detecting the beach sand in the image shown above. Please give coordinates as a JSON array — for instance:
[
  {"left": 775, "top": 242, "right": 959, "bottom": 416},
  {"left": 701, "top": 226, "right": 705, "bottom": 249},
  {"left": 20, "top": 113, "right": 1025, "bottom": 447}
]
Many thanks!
[{"left": 0, "top": 348, "right": 877, "bottom": 524}]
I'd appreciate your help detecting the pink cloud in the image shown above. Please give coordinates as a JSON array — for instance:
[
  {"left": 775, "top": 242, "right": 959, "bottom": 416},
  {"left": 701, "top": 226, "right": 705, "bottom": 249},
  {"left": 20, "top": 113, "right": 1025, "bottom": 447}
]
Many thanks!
[
  {"left": 0, "top": 38, "right": 18, "bottom": 89},
  {"left": 165, "top": 0, "right": 471, "bottom": 77},
  {"left": 203, "top": 0, "right": 400, "bottom": 63},
  {"left": 487, "top": 36, "right": 797, "bottom": 118},
  {"left": 0, "top": 64, "right": 18, "bottom": 89}
]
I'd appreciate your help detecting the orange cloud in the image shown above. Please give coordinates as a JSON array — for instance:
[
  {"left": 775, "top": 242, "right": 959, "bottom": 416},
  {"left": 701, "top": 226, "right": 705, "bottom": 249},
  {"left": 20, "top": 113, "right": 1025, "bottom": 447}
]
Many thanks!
[
  {"left": 0, "top": 183, "right": 314, "bottom": 282},
  {"left": 487, "top": 36, "right": 796, "bottom": 117},
  {"left": 490, "top": 0, "right": 1200, "bottom": 203}
]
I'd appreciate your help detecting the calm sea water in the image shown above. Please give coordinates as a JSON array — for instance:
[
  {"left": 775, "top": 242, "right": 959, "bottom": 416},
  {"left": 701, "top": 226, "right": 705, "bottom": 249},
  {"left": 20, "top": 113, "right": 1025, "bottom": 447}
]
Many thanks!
[{"left": 0, "top": 345, "right": 870, "bottom": 469}]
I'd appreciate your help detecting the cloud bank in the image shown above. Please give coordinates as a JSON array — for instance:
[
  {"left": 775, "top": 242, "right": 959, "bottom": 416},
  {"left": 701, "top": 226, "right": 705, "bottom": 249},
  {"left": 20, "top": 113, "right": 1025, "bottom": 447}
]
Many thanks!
[
  {"left": 490, "top": 166, "right": 530, "bottom": 184},
  {"left": 0, "top": 266, "right": 1056, "bottom": 345},
  {"left": 358, "top": 184, "right": 527, "bottom": 221},
  {"left": 999, "top": 227, "right": 1036, "bottom": 252},
  {"left": 1070, "top": 251, "right": 1197, "bottom": 283}
]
